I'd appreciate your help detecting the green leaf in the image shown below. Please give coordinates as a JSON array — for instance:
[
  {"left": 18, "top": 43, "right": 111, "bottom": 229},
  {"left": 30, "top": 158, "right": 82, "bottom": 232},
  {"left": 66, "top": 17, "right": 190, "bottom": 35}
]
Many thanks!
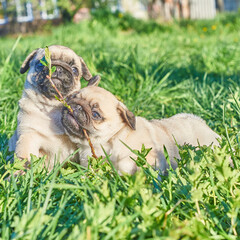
[
  {"left": 44, "top": 46, "right": 51, "bottom": 63},
  {"left": 51, "top": 66, "right": 56, "bottom": 73},
  {"left": 40, "top": 59, "right": 48, "bottom": 67},
  {"left": 163, "top": 145, "right": 173, "bottom": 171},
  {"left": 191, "top": 189, "right": 203, "bottom": 201},
  {"left": 54, "top": 95, "right": 60, "bottom": 101}
]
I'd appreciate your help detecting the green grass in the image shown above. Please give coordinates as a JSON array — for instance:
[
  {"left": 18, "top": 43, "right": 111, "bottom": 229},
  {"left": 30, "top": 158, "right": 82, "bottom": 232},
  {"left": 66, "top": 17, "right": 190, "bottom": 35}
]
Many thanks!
[{"left": 0, "top": 12, "right": 240, "bottom": 239}]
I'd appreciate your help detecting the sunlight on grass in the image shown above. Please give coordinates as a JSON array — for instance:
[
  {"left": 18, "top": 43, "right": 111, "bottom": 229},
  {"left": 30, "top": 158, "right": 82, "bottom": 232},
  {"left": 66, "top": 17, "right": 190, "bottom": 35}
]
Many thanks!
[{"left": 0, "top": 12, "right": 239, "bottom": 239}]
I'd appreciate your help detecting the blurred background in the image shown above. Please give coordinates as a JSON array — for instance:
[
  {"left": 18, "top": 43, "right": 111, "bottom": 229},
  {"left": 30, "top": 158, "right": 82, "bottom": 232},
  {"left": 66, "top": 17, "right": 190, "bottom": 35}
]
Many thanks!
[{"left": 0, "top": 0, "right": 239, "bottom": 35}]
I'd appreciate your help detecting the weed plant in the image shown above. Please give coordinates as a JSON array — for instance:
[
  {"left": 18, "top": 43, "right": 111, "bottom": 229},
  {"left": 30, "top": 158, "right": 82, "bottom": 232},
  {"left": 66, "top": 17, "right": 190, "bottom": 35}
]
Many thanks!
[{"left": 0, "top": 12, "right": 239, "bottom": 239}]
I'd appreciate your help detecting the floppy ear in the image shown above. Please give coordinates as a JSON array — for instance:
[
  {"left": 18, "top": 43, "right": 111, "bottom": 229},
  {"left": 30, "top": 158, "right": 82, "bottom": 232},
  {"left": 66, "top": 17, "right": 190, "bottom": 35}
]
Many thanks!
[
  {"left": 117, "top": 102, "right": 136, "bottom": 130},
  {"left": 87, "top": 75, "right": 101, "bottom": 86},
  {"left": 79, "top": 57, "right": 92, "bottom": 81},
  {"left": 20, "top": 49, "right": 39, "bottom": 74}
]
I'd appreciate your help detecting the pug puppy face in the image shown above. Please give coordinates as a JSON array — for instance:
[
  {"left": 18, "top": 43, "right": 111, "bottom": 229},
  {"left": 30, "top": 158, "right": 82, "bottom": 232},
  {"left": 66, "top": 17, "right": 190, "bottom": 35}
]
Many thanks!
[
  {"left": 21, "top": 45, "right": 93, "bottom": 99},
  {"left": 61, "top": 86, "right": 135, "bottom": 144}
]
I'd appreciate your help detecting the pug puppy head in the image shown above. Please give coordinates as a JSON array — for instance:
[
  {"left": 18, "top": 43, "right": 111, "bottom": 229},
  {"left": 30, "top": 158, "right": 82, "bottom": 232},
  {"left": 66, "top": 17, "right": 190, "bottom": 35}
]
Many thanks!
[
  {"left": 61, "top": 86, "right": 136, "bottom": 144},
  {"left": 20, "top": 45, "right": 93, "bottom": 99}
]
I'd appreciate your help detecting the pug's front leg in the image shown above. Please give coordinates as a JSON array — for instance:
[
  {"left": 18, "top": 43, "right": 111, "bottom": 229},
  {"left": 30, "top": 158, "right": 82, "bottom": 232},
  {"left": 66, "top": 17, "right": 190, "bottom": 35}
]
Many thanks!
[
  {"left": 15, "top": 132, "right": 42, "bottom": 161},
  {"left": 9, "top": 133, "right": 42, "bottom": 176}
]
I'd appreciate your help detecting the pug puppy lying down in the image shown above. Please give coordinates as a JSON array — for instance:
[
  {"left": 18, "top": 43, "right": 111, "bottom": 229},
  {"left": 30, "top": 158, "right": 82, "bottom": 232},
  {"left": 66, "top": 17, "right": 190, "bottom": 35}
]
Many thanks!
[
  {"left": 9, "top": 45, "right": 99, "bottom": 170},
  {"left": 61, "top": 86, "right": 221, "bottom": 175}
]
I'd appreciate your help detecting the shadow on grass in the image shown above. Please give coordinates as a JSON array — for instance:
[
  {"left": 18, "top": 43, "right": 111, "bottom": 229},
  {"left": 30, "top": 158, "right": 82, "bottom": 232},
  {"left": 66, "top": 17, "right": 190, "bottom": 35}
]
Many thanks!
[
  {"left": 0, "top": 133, "right": 9, "bottom": 155},
  {"left": 0, "top": 133, "right": 12, "bottom": 176}
]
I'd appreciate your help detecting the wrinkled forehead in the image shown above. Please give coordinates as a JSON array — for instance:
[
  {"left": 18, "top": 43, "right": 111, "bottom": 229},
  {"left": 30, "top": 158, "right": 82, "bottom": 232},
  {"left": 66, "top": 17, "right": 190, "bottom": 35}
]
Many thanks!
[
  {"left": 35, "top": 46, "right": 81, "bottom": 66},
  {"left": 79, "top": 86, "right": 119, "bottom": 110}
]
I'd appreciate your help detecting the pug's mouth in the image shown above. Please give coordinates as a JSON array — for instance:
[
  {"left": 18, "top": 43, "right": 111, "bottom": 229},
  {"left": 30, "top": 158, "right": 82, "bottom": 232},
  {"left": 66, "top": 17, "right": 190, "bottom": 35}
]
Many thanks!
[{"left": 62, "top": 108, "right": 88, "bottom": 138}]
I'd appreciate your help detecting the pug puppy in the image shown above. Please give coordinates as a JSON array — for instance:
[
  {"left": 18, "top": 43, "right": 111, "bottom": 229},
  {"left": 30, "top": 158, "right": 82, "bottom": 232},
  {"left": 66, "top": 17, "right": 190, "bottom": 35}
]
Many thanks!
[
  {"left": 61, "top": 86, "right": 221, "bottom": 175},
  {"left": 9, "top": 45, "right": 99, "bottom": 170}
]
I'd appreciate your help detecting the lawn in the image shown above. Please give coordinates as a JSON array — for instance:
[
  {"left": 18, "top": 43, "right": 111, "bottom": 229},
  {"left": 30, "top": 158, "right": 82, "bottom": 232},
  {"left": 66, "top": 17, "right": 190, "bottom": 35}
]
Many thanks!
[{"left": 0, "top": 12, "right": 239, "bottom": 239}]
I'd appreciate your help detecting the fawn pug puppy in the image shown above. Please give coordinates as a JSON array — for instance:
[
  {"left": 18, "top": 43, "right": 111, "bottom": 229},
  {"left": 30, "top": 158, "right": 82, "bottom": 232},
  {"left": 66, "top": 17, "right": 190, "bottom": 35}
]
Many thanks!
[
  {"left": 61, "top": 86, "right": 220, "bottom": 175},
  {"left": 9, "top": 45, "right": 99, "bottom": 170}
]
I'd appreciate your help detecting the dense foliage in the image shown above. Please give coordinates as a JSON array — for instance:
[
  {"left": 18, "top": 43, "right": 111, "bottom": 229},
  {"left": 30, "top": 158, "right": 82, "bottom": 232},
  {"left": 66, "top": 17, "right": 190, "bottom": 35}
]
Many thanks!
[{"left": 0, "top": 12, "right": 239, "bottom": 239}]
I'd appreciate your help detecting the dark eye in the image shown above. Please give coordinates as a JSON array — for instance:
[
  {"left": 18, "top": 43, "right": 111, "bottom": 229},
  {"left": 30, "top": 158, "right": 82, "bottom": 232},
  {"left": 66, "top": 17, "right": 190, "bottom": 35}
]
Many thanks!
[
  {"left": 92, "top": 111, "right": 101, "bottom": 119},
  {"left": 35, "top": 61, "right": 44, "bottom": 72},
  {"left": 72, "top": 67, "right": 79, "bottom": 76}
]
